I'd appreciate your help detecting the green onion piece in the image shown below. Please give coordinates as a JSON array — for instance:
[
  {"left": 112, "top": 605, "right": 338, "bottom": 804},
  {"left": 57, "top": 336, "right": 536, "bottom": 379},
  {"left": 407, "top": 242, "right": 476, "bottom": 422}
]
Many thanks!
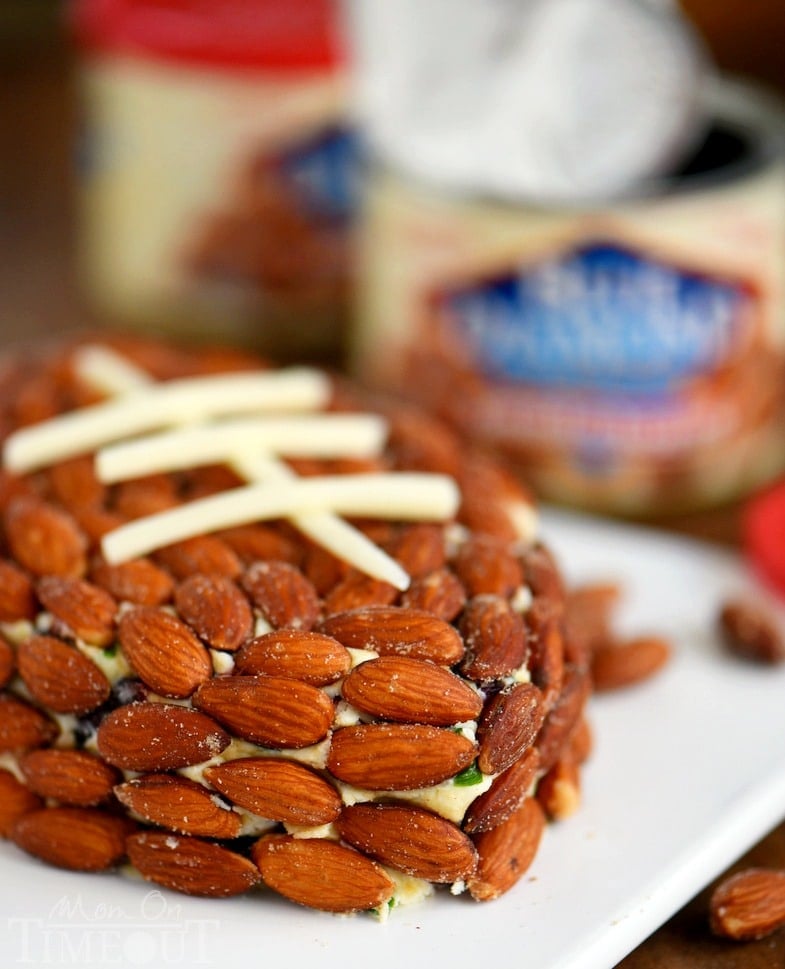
[{"left": 453, "top": 762, "right": 483, "bottom": 787}]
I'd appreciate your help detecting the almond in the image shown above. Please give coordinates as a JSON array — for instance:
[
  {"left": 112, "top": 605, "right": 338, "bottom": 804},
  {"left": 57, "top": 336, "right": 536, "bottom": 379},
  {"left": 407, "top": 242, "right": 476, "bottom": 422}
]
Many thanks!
[
  {"left": 193, "top": 675, "right": 333, "bottom": 748},
  {"left": 218, "top": 523, "right": 302, "bottom": 567},
  {"left": 590, "top": 636, "right": 671, "bottom": 691},
  {"left": 563, "top": 582, "right": 622, "bottom": 654},
  {"left": 477, "top": 682, "right": 545, "bottom": 775},
  {"left": 5, "top": 496, "right": 88, "bottom": 578},
  {"left": 0, "top": 768, "right": 42, "bottom": 836},
  {"left": 526, "top": 609, "right": 565, "bottom": 709},
  {"left": 96, "top": 702, "right": 230, "bottom": 771},
  {"left": 718, "top": 599, "right": 785, "bottom": 665},
  {"left": 0, "top": 636, "right": 15, "bottom": 688},
  {"left": 459, "top": 596, "right": 528, "bottom": 684},
  {"left": 118, "top": 607, "right": 212, "bottom": 698},
  {"left": 467, "top": 796, "right": 546, "bottom": 900},
  {"left": 12, "top": 806, "right": 133, "bottom": 871},
  {"left": 384, "top": 523, "right": 446, "bottom": 578},
  {"left": 71, "top": 505, "right": 127, "bottom": 543},
  {"left": 36, "top": 575, "right": 117, "bottom": 646},
  {"left": 234, "top": 629, "right": 351, "bottom": 685},
  {"left": 521, "top": 543, "right": 566, "bottom": 618},
  {"left": 326, "top": 723, "right": 476, "bottom": 791},
  {"left": 0, "top": 692, "right": 58, "bottom": 752},
  {"left": 89, "top": 554, "right": 174, "bottom": 606},
  {"left": 17, "top": 634, "right": 111, "bottom": 715},
  {"left": 240, "top": 561, "right": 321, "bottom": 630},
  {"left": 537, "top": 758, "right": 581, "bottom": 820},
  {"left": 127, "top": 831, "right": 260, "bottom": 897},
  {"left": 173, "top": 573, "right": 253, "bottom": 652},
  {"left": 182, "top": 463, "right": 245, "bottom": 499},
  {"left": 400, "top": 567, "right": 467, "bottom": 622},
  {"left": 320, "top": 605, "right": 465, "bottom": 665},
  {"left": 536, "top": 667, "right": 591, "bottom": 772},
  {"left": 204, "top": 757, "right": 342, "bottom": 826},
  {"left": 252, "top": 834, "right": 394, "bottom": 913},
  {"left": 303, "top": 543, "right": 350, "bottom": 595},
  {"left": 113, "top": 474, "right": 181, "bottom": 519},
  {"left": 386, "top": 406, "right": 462, "bottom": 477},
  {"left": 114, "top": 773, "right": 241, "bottom": 839},
  {"left": 47, "top": 455, "right": 106, "bottom": 510},
  {"left": 341, "top": 656, "right": 483, "bottom": 725},
  {"left": 0, "top": 558, "right": 36, "bottom": 621},
  {"left": 567, "top": 716, "right": 593, "bottom": 764},
  {"left": 336, "top": 803, "right": 478, "bottom": 882},
  {"left": 452, "top": 535, "right": 523, "bottom": 598},
  {"left": 322, "top": 572, "right": 399, "bottom": 614},
  {"left": 463, "top": 747, "right": 541, "bottom": 834},
  {"left": 709, "top": 868, "right": 785, "bottom": 940},
  {"left": 154, "top": 535, "right": 241, "bottom": 579},
  {"left": 20, "top": 748, "right": 120, "bottom": 806}
]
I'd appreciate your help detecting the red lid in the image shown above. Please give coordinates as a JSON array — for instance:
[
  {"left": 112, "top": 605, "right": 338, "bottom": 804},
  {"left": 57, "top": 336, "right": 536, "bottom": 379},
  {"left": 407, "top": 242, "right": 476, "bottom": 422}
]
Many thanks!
[
  {"left": 743, "top": 480, "right": 785, "bottom": 599},
  {"left": 70, "top": 0, "right": 345, "bottom": 72}
]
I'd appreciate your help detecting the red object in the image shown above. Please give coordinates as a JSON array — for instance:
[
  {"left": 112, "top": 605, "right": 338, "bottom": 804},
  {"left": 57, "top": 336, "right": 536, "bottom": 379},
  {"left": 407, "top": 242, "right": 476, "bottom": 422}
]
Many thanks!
[
  {"left": 70, "top": 0, "right": 345, "bottom": 72},
  {"left": 743, "top": 480, "right": 785, "bottom": 597}
]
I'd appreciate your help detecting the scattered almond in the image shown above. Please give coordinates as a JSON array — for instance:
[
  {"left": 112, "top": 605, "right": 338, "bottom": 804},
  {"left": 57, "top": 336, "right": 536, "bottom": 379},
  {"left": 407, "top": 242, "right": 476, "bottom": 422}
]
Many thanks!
[
  {"left": 17, "top": 634, "right": 111, "bottom": 715},
  {"left": 234, "top": 629, "right": 351, "bottom": 685},
  {"left": 174, "top": 573, "right": 253, "bottom": 652},
  {"left": 12, "top": 806, "right": 133, "bottom": 871},
  {"left": 20, "top": 749, "right": 120, "bottom": 806},
  {"left": 114, "top": 773, "right": 241, "bottom": 839},
  {"left": 709, "top": 868, "right": 785, "bottom": 941},
  {"left": 717, "top": 599, "right": 785, "bottom": 665},
  {"left": 590, "top": 636, "right": 671, "bottom": 691},
  {"left": 118, "top": 607, "right": 212, "bottom": 698},
  {"left": 36, "top": 575, "right": 117, "bottom": 646}
]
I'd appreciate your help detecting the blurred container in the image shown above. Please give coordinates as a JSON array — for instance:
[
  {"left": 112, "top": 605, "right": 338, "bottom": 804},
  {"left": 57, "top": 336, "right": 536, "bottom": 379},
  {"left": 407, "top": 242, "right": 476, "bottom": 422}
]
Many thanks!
[{"left": 71, "top": 0, "right": 359, "bottom": 362}]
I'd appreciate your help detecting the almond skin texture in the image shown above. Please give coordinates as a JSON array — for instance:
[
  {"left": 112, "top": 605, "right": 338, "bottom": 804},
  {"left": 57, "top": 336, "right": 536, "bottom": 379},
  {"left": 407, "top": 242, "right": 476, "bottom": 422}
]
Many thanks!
[
  {"left": 536, "top": 667, "right": 591, "bottom": 772},
  {"left": 477, "top": 683, "right": 546, "bottom": 775},
  {"left": 252, "top": 834, "right": 394, "bottom": 913},
  {"left": 0, "top": 558, "right": 36, "bottom": 621},
  {"left": 336, "top": 803, "right": 478, "bottom": 882},
  {"left": 114, "top": 773, "right": 241, "bottom": 839},
  {"left": 384, "top": 523, "right": 446, "bottom": 578},
  {"left": 527, "top": 610, "right": 566, "bottom": 710},
  {"left": 218, "top": 523, "right": 302, "bottom": 567},
  {"left": 459, "top": 596, "right": 529, "bottom": 684},
  {"left": 709, "top": 868, "right": 785, "bottom": 940},
  {"left": 320, "top": 605, "right": 465, "bottom": 665},
  {"left": 89, "top": 555, "right": 174, "bottom": 606},
  {"left": 400, "top": 567, "right": 467, "bottom": 622},
  {"left": 0, "top": 637, "right": 15, "bottom": 688},
  {"left": 452, "top": 535, "right": 524, "bottom": 598},
  {"left": 193, "top": 675, "right": 333, "bottom": 748},
  {"left": 174, "top": 573, "right": 253, "bottom": 652},
  {"left": 326, "top": 723, "right": 476, "bottom": 791},
  {"left": 118, "top": 607, "right": 212, "bottom": 698},
  {"left": 463, "top": 747, "right": 541, "bottom": 834},
  {"left": 96, "top": 702, "right": 230, "bottom": 771},
  {"left": 20, "top": 749, "right": 120, "bottom": 806},
  {"left": 718, "top": 600, "right": 785, "bottom": 665},
  {"left": 241, "top": 561, "right": 321, "bottom": 630},
  {"left": 341, "top": 656, "right": 483, "bottom": 725},
  {"left": 127, "top": 831, "right": 260, "bottom": 898},
  {"left": 12, "top": 807, "right": 133, "bottom": 871},
  {"left": 0, "top": 768, "right": 43, "bottom": 836},
  {"left": 204, "top": 758, "right": 342, "bottom": 826},
  {"left": 468, "top": 796, "right": 547, "bottom": 900},
  {"left": 5, "top": 496, "right": 88, "bottom": 578},
  {"left": 323, "top": 571, "right": 399, "bottom": 614},
  {"left": 537, "top": 758, "right": 582, "bottom": 820},
  {"left": 590, "top": 636, "right": 671, "bottom": 691},
  {"left": 17, "top": 635, "right": 111, "bottom": 715},
  {"left": 36, "top": 576, "right": 117, "bottom": 646},
  {"left": 0, "top": 693, "right": 58, "bottom": 752},
  {"left": 154, "top": 535, "right": 241, "bottom": 580},
  {"left": 234, "top": 630, "right": 351, "bottom": 685}
]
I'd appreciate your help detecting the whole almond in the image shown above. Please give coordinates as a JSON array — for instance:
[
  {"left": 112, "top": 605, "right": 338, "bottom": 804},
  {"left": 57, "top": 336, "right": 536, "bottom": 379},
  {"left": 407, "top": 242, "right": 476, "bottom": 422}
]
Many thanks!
[
  {"left": 0, "top": 636, "right": 15, "bottom": 688},
  {"left": 0, "top": 558, "right": 36, "bottom": 621},
  {"left": 127, "top": 831, "right": 260, "bottom": 897},
  {"left": 219, "top": 523, "right": 303, "bottom": 566},
  {"left": 204, "top": 757, "right": 342, "bottom": 826},
  {"left": 341, "top": 656, "right": 482, "bottom": 725},
  {"left": 112, "top": 474, "right": 180, "bottom": 519},
  {"left": 96, "top": 702, "right": 230, "bottom": 771},
  {"left": 400, "top": 568, "right": 467, "bottom": 622},
  {"left": 155, "top": 535, "right": 241, "bottom": 579},
  {"left": 710, "top": 868, "right": 785, "bottom": 940},
  {"left": 322, "top": 572, "right": 398, "bottom": 614},
  {"left": 0, "top": 768, "right": 43, "bottom": 836},
  {"left": 173, "top": 573, "right": 253, "bottom": 652},
  {"left": 536, "top": 667, "right": 591, "bottom": 772},
  {"left": 468, "top": 796, "right": 546, "bottom": 900},
  {"left": 0, "top": 693, "right": 58, "bottom": 752},
  {"left": 71, "top": 505, "right": 127, "bottom": 544},
  {"left": 320, "top": 605, "right": 465, "bottom": 665},
  {"left": 567, "top": 716, "right": 593, "bottom": 764},
  {"left": 526, "top": 610, "right": 565, "bottom": 709},
  {"left": 36, "top": 576, "right": 117, "bottom": 646},
  {"left": 452, "top": 535, "right": 523, "bottom": 598},
  {"left": 326, "top": 723, "right": 476, "bottom": 791},
  {"left": 252, "top": 834, "right": 394, "bottom": 913},
  {"left": 193, "top": 675, "right": 333, "bottom": 748},
  {"left": 303, "top": 543, "right": 350, "bottom": 596},
  {"left": 477, "top": 682, "right": 546, "bottom": 775},
  {"left": 241, "top": 561, "right": 321, "bottom": 630},
  {"left": 563, "top": 582, "right": 622, "bottom": 654},
  {"left": 384, "top": 523, "right": 446, "bottom": 578},
  {"left": 718, "top": 599, "right": 785, "bottom": 665},
  {"left": 521, "top": 543, "right": 566, "bottom": 618},
  {"left": 47, "top": 455, "right": 106, "bottom": 510},
  {"left": 20, "top": 749, "right": 120, "bottom": 806},
  {"left": 90, "top": 554, "right": 174, "bottom": 606},
  {"left": 337, "top": 803, "right": 478, "bottom": 882},
  {"left": 463, "top": 747, "right": 541, "bottom": 834},
  {"left": 114, "top": 773, "right": 241, "bottom": 839},
  {"left": 17, "top": 634, "right": 111, "bottom": 715},
  {"left": 118, "top": 607, "right": 212, "bottom": 698},
  {"left": 459, "top": 596, "right": 528, "bottom": 684},
  {"left": 590, "top": 636, "right": 671, "bottom": 692},
  {"left": 537, "top": 758, "right": 581, "bottom": 820},
  {"left": 5, "top": 496, "right": 88, "bottom": 578},
  {"left": 12, "top": 806, "right": 133, "bottom": 871},
  {"left": 234, "top": 629, "right": 351, "bottom": 685}
]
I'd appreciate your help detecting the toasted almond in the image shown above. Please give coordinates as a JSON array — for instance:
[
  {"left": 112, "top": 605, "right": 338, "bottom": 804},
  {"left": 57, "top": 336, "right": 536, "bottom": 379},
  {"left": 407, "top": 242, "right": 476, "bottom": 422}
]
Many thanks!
[
  {"left": 47, "top": 455, "right": 106, "bottom": 510},
  {"left": 590, "top": 636, "right": 671, "bottom": 692},
  {"left": 400, "top": 567, "right": 467, "bottom": 622},
  {"left": 320, "top": 605, "right": 465, "bottom": 665},
  {"left": 218, "top": 523, "right": 302, "bottom": 567},
  {"left": 521, "top": 543, "right": 566, "bottom": 618},
  {"left": 173, "top": 575, "right": 253, "bottom": 653},
  {"left": 12, "top": 806, "right": 133, "bottom": 871},
  {"left": 240, "top": 561, "right": 321, "bottom": 630},
  {"left": 0, "top": 692, "right": 59, "bottom": 752},
  {"left": 5, "top": 496, "right": 88, "bottom": 578},
  {"left": 71, "top": 505, "right": 128, "bottom": 543},
  {"left": 0, "top": 558, "right": 36, "bottom": 621},
  {"left": 384, "top": 523, "right": 446, "bottom": 578},
  {"left": 718, "top": 599, "right": 785, "bottom": 665},
  {"left": 0, "top": 768, "right": 43, "bottom": 836},
  {"left": 113, "top": 474, "right": 180, "bottom": 519},
  {"left": 114, "top": 773, "right": 241, "bottom": 839},
  {"left": 36, "top": 575, "right": 117, "bottom": 646},
  {"left": 336, "top": 803, "right": 478, "bottom": 882},
  {"left": 386, "top": 406, "right": 462, "bottom": 477},
  {"left": 468, "top": 796, "right": 546, "bottom": 900},
  {"left": 252, "top": 834, "right": 394, "bottom": 913},
  {"left": 0, "top": 636, "right": 15, "bottom": 688},
  {"left": 96, "top": 702, "right": 230, "bottom": 771},
  {"left": 709, "top": 868, "right": 785, "bottom": 940},
  {"left": 567, "top": 716, "right": 593, "bottom": 764},
  {"left": 89, "top": 554, "right": 174, "bottom": 606},
  {"left": 536, "top": 667, "right": 591, "bottom": 772},
  {"left": 455, "top": 454, "right": 523, "bottom": 543},
  {"left": 477, "top": 683, "right": 545, "bottom": 775},
  {"left": 17, "top": 634, "right": 111, "bottom": 715},
  {"left": 341, "top": 656, "right": 482, "bottom": 725},
  {"left": 526, "top": 609, "right": 565, "bottom": 709},
  {"left": 118, "top": 607, "right": 212, "bottom": 698},
  {"left": 303, "top": 543, "right": 350, "bottom": 596},
  {"left": 326, "top": 723, "right": 476, "bottom": 791},
  {"left": 563, "top": 582, "right": 622, "bottom": 654},
  {"left": 463, "top": 747, "right": 541, "bottom": 834},
  {"left": 193, "top": 675, "right": 333, "bottom": 749},
  {"left": 459, "top": 596, "right": 528, "bottom": 684},
  {"left": 234, "top": 629, "right": 351, "bottom": 685},
  {"left": 322, "top": 572, "right": 399, "bottom": 614},
  {"left": 536, "top": 758, "right": 581, "bottom": 820},
  {"left": 182, "top": 463, "right": 245, "bottom": 499},
  {"left": 20, "top": 749, "right": 120, "bottom": 806},
  {"left": 127, "top": 831, "right": 260, "bottom": 897},
  {"left": 204, "top": 757, "right": 342, "bottom": 826},
  {"left": 154, "top": 535, "right": 241, "bottom": 579},
  {"left": 452, "top": 535, "right": 524, "bottom": 599}
]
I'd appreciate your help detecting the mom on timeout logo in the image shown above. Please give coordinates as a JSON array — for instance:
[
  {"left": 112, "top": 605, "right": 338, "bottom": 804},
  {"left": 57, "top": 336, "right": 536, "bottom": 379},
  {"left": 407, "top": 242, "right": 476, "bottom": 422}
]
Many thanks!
[{"left": 6, "top": 890, "right": 218, "bottom": 966}]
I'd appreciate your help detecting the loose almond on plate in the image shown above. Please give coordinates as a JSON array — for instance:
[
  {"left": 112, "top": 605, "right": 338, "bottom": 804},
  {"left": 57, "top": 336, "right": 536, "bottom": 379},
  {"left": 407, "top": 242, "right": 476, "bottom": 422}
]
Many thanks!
[{"left": 710, "top": 868, "right": 785, "bottom": 940}]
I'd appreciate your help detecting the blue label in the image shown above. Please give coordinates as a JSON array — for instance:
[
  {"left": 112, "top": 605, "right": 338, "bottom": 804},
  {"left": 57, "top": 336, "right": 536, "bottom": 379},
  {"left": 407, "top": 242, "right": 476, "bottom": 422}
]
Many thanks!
[
  {"left": 440, "top": 244, "right": 751, "bottom": 394},
  {"left": 276, "top": 125, "right": 361, "bottom": 225}
]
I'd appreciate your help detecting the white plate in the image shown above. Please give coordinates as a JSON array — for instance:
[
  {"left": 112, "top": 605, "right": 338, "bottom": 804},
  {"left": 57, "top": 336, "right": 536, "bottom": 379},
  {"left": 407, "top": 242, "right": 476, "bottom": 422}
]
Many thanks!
[{"left": 3, "top": 508, "right": 785, "bottom": 969}]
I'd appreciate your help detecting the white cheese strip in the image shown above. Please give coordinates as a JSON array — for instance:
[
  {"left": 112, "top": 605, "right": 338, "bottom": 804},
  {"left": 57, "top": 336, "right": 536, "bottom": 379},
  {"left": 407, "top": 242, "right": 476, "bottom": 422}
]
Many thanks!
[
  {"left": 102, "top": 473, "right": 460, "bottom": 565},
  {"left": 3, "top": 367, "right": 330, "bottom": 473},
  {"left": 96, "top": 414, "right": 388, "bottom": 483},
  {"left": 74, "top": 344, "right": 151, "bottom": 395}
]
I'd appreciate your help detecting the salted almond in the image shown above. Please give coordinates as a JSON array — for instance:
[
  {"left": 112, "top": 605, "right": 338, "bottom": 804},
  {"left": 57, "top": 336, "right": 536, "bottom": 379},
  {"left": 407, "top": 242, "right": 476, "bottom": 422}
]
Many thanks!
[
  {"left": 17, "top": 634, "right": 111, "bottom": 715},
  {"left": 0, "top": 559, "right": 36, "bottom": 621},
  {"left": 463, "top": 747, "right": 541, "bottom": 834},
  {"left": 0, "top": 693, "right": 58, "bottom": 752},
  {"left": 118, "top": 607, "right": 212, "bottom": 698},
  {"left": 400, "top": 568, "right": 467, "bottom": 622},
  {"left": 47, "top": 455, "right": 106, "bottom": 510},
  {"left": 384, "top": 523, "right": 446, "bottom": 578},
  {"left": 526, "top": 610, "right": 565, "bottom": 710},
  {"left": 252, "top": 834, "right": 394, "bottom": 913},
  {"left": 327, "top": 723, "right": 476, "bottom": 791},
  {"left": 320, "top": 605, "right": 465, "bottom": 665},
  {"left": 0, "top": 637, "right": 14, "bottom": 688},
  {"left": 468, "top": 796, "right": 546, "bottom": 900},
  {"left": 90, "top": 554, "right": 174, "bottom": 606},
  {"left": 537, "top": 758, "right": 581, "bottom": 820},
  {"left": 154, "top": 535, "right": 241, "bottom": 579},
  {"left": 127, "top": 831, "right": 259, "bottom": 898},
  {"left": 0, "top": 768, "right": 42, "bottom": 836},
  {"left": 218, "top": 523, "right": 302, "bottom": 567},
  {"left": 477, "top": 683, "right": 545, "bottom": 775},
  {"left": 204, "top": 757, "right": 342, "bottom": 826},
  {"left": 590, "top": 636, "right": 671, "bottom": 692},
  {"left": 241, "top": 561, "right": 321, "bottom": 630},
  {"left": 114, "top": 773, "right": 241, "bottom": 839},
  {"left": 536, "top": 667, "right": 591, "bottom": 772},
  {"left": 193, "top": 675, "right": 333, "bottom": 749},
  {"left": 96, "top": 702, "right": 230, "bottom": 771},
  {"left": 303, "top": 543, "right": 350, "bottom": 596},
  {"left": 174, "top": 573, "right": 253, "bottom": 652},
  {"left": 234, "top": 629, "right": 351, "bottom": 685},
  {"left": 71, "top": 505, "right": 127, "bottom": 544},
  {"left": 5, "top": 496, "right": 88, "bottom": 578},
  {"left": 567, "top": 716, "right": 593, "bottom": 764},
  {"left": 718, "top": 599, "right": 785, "bottom": 665},
  {"left": 459, "top": 596, "right": 528, "bottom": 684},
  {"left": 710, "top": 868, "right": 785, "bottom": 940},
  {"left": 322, "top": 572, "right": 398, "bottom": 614},
  {"left": 452, "top": 535, "right": 523, "bottom": 599},
  {"left": 563, "top": 582, "right": 622, "bottom": 654},
  {"left": 36, "top": 576, "right": 117, "bottom": 646},
  {"left": 12, "top": 806, "right": 133, "bottom": 871},
  {"left": 336, "top": 803, "right": 478, "bottom": 883},
  {"left": 521, "top": 543, "right": 566, "bottom": 618},
  {"left": 113, "top": 474, "right": 180, "bottom": 519},
  {"left": 341, "top": 656, "right": 482, "bottom": 725},
  {"left": 20, "top": 749, "right": 119, "bottom": 806}
]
